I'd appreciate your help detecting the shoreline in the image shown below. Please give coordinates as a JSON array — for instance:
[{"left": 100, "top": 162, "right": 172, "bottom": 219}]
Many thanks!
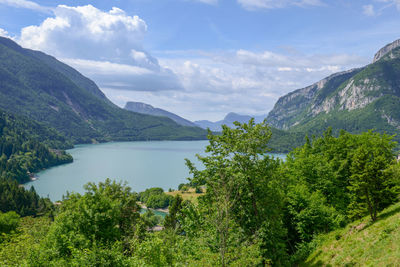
[{"left": 139, "top": 203, "right": 169, "bottom": 214}]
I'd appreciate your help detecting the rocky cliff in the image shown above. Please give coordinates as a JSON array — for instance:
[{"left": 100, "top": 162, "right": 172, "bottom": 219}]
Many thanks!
[{"left": 373, "top": 39, "right": 400, "bottom": 63}]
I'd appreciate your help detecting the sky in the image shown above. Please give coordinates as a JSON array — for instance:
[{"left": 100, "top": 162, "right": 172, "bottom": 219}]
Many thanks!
[{"left": 0, "top": 0, "right": 399, "bottom": 121}]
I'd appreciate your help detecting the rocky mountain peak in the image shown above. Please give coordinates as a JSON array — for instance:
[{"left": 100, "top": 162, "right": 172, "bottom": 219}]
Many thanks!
[{"left": 373, "top": 39, "right": 400, "bottom": 63}]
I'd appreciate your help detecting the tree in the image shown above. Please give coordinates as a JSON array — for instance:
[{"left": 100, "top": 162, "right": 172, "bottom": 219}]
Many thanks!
[
  {"left": 348, "top": 131, "right": 397, "bottom": 221},
  {"left": 42, "top": 179, "right": 142, "bottom": 260},
  {"left": 164, "top": 194, "right": 183, "bottom": 231},
  {"left": 186, "top": 119, "right": 287, "bottom": 265}
]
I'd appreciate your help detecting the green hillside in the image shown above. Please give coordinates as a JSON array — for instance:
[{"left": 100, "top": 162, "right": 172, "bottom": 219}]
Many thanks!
[
  {"left": 304, "top": 201, "right": 400, "bottom": 266},
  {"left": 0, "top": 37, "right": 207, "bottom": 143},
  {"left": 0, "top": 109, "right": 72, "bottom": 183}
]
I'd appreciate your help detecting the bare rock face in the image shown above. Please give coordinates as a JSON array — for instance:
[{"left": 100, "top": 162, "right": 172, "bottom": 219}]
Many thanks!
[
  {"left": 373, "top": 39, "right": 400, "bottom": 63},
  {"left": 267, "top": 68, "right": 361, "bottom": 129}
]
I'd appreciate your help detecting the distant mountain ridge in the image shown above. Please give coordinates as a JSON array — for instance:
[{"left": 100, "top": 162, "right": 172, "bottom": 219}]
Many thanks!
[
  {"left": 124, "top": 102, "right": 196, "bottom": 127},
  {"left": 194, "top": 112, "right": 266, "bottom": 131},
  {"left": 266, "top": 38, "right": 400, "bottom": 140},
  {"left": 0, "top": 37, "right": 207, "bottom": 143}
]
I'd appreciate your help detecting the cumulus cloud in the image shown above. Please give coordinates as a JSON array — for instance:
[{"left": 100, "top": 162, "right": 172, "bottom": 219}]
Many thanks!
[
  {"left": 0, "top": 0, "right": 51, "bottom": 13},
  {"left": 20, "top": 5, "right": 147, "bottom": 63},
  {"left": 237, "top": 0, "right": 323, "bottom": 10},
  {"left": 17, "top": 4, "right": 182, "bottom": 91}
]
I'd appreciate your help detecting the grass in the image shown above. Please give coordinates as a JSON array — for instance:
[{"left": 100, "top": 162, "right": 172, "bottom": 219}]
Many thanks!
[
  {"left": 166, "top": 187, "right": 205, "bottom": 204},
  {"left": 304, "top": 201, "right": 400, "bottom": 266}
]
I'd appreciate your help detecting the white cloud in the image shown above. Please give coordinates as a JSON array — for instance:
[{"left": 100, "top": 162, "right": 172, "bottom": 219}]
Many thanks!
[
  {"left": 0, "top": 0, "right": 51, "bottom": 13},
  {"left": 363, "top": 4, "right": 375, "bottom": 16},
  {"left": 145, "top": 49, "right": 369, "bottom": 121},
  {"left": 62, "top": 58, "right": 183, "bottom": 92},
  {"left": 0, "top": 28, "right": 10, "bottom": 38},
  {"left": 20, "top": 5, "right": 147, "bottom": 62},
  {"left": 17, "top": 4, "right": 182, "bottom": 92},
  {"left": 237, "top": 0, "right": 323, "bottom": 10}
]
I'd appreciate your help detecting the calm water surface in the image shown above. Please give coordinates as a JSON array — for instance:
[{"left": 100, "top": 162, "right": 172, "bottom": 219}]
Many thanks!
[{"left": 27, "top": 141, "right": 285, "bottom": 201}]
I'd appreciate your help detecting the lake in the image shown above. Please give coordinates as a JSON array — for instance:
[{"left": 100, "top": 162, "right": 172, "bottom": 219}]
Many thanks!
[{"left": 26, "top": 141, "right": 285, "bottom": 201}]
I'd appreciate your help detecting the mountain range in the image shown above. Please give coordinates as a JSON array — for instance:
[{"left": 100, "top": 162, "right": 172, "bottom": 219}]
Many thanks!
[
  {"left": 194, "top": 112, "right": 266, "bottom": 131},
  {"left": 267, "top": 38, "right": 400, "bottom": 142},
  {"left": 0, "top": 37, "right": 207, "bottom": 144},
  {"left": 124, "top": 102, "right": 196, "bottom": 127},
  {"left": 124, "top": 102, "right": 268, "bottom": 132},
  {"left": 1, "top": 35, "right": 399, "bottom": 152}
]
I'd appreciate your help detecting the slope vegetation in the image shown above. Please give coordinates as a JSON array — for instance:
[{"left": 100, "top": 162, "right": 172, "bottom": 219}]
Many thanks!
[{"left": 305, "top": 201, "right": 400, "bottom": 266}]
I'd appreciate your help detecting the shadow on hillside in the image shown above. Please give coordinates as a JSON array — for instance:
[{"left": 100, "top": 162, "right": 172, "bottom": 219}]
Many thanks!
[
  {"left": 358, "top": 204, "right": 400, "bottom": 232},
  {"left": 377, "top": 205, "right": 400, "bottom": 221}
]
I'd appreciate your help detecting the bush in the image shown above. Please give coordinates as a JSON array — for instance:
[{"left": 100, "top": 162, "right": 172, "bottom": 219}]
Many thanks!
[{"left": 0, "top": 211, "right": 19, "bottom": 236}]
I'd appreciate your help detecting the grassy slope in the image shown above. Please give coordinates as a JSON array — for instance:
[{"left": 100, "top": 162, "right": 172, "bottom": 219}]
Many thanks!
[
  {"left": 304, "top": 202, "right": 400, "bottom": 266},
  {"left": 166, "top": 187, "right": 205, "bottom": 204}
]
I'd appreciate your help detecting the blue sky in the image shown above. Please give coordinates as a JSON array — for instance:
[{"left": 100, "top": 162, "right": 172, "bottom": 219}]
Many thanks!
[{"left": 0, "top": 0, "right": 399, "bottom": 121}]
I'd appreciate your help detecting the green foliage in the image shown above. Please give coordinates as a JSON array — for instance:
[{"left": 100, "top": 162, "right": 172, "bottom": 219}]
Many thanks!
[
  {"left": 348, "top": 131, "right": 398, "bottom": 221},
  {"left": 0, "top": 216, "right": 52, "bottom": 266},
  {"left": 286, "top": 184, "right": 344, "bottom": 243},
  {"left": 40, "top": 179, "right": 142, "bottom": 263},
  {"left": 0, "top": 211, "right": 19, "bottom": 238},
  {"left": 283, "top": 128, "right": 400, "bottom": 261},
  {"left": 138, "top": 187, "right": 174, "bottom": 209},
  {"left": 0, "top": 110, "right": 73, "bottom": 183},
  {"left": 164, "top": 194, "right": 183, "bottom": 231},
  {"left": 268, "top": 127, "right": 307, "bottom": 153},
  {"left": 0, "top": 178, "right": 54, "bottom": 217},
  {"left": 141, "top": 209, "right": 163, "bottom": 228},
  {"left": 187, "top": 119, "right": 288, "bottom": 265}
]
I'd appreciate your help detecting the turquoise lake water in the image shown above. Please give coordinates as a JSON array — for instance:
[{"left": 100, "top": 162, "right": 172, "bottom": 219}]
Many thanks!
[{"left": 26, "top": 141, "right": 285, "bottom": 201}]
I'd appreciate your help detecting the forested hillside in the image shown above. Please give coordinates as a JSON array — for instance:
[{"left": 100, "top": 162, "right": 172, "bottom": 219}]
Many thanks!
[
  {"left": 0, "top": 37, "right": 207, "bottom": 143},
  {"left": 0, "top": 109, "right": 72, "bottom": 183}
]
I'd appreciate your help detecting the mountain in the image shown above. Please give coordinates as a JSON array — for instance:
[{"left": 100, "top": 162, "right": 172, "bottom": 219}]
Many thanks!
[
  {"left": 124, "top": 102, "right": 196, "bottom": 127},
  {"left": 0, "top": 37, "right": 207, "bottom": 143},
  {"left": 267, "top": 39, "right": 400, "bottom": 139},
  {"left": 194, "top": 112, "right": 266, "bottom": 131}
]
